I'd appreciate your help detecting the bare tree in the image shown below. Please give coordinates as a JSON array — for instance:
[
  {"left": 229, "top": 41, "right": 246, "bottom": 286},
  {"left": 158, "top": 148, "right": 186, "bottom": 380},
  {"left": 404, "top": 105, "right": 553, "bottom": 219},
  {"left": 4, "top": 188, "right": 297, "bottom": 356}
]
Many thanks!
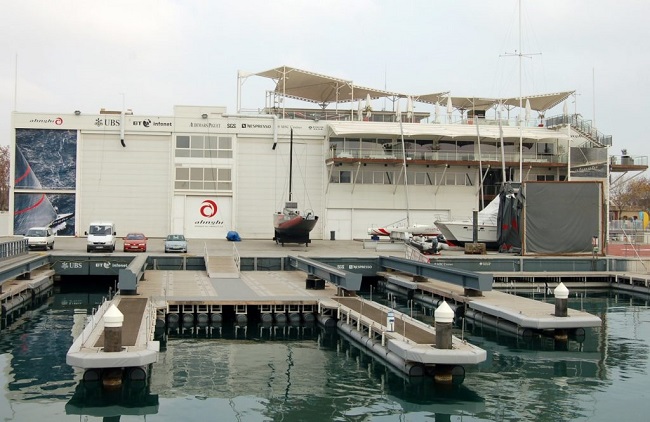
[
  {"left": 624, "top": 177, "right": 650, "bottom": 216},
  {"left": 0, "top": 145, "right": 9, "bottom": 211}
]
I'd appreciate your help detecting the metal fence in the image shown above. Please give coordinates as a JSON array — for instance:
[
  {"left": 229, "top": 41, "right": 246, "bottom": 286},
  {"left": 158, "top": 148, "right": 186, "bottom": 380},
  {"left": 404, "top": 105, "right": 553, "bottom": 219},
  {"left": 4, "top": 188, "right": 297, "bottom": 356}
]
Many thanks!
[{"left": 0, "top": 239, "right": 29, "bottom": 261}]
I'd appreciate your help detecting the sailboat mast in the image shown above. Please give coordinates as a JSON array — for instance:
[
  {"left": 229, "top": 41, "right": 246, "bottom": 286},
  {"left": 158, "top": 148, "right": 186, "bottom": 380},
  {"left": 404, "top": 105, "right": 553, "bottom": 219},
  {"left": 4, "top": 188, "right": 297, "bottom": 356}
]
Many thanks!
[
  {"left": 289, "top": 127, "right": 293, "bottom": 202},
  {"left": 397, "top": 102, "right": 411, "bottom": 228},
  {"left": 518, "top": 0, "right": 523, "bottom": 184}
]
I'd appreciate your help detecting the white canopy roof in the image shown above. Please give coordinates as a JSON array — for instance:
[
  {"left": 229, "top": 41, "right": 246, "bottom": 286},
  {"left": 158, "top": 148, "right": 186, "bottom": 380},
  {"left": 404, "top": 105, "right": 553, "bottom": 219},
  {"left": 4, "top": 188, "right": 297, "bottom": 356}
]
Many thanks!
[
  {"left": 501, "top": 91, "right": 574, "bottom": 112},
  {"left": 252, "top": 65, "right": 401, "bottom": 105},
  {"left": 250, "top": 65, "right": 574, "bottom": 113},
  {"left": 327, "top": 121, "right": 570, "bottom": 141}
]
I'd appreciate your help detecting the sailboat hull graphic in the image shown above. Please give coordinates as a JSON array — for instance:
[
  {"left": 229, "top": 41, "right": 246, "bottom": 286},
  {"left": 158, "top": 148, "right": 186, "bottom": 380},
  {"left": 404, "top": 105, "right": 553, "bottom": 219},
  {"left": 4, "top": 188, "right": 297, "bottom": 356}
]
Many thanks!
[{"left": 13, "top": 147, "right": 74, "bottom": 234}]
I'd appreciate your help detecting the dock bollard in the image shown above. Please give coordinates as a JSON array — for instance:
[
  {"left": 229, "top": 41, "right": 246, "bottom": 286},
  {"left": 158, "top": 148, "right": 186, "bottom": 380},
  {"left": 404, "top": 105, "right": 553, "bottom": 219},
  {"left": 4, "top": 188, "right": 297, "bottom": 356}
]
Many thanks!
[
  {"left": 434, "top": 301, "right": 454, "bottom": 350},
  {"left": 104, "top": 304, "right": 124, "bottom": 352},
  {"left": 386, "top": 311, "right": 395, "bottom": 332},
  {"left": 554, "top": 282, "right": 569, "bottom": 317}
]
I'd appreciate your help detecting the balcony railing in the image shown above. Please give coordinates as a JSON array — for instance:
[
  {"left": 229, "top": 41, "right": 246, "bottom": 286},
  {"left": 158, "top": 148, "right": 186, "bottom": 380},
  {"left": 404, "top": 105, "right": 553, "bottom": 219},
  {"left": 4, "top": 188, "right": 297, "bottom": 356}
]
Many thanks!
[
  {"left": 610, "top": 155, "right": 648, "bottom": 167},
  {"left": 545, "top": 114, "right": 612, "bottom": 146},
  {"left": 330, "top": 148, "right": 569, "bottom": 164}
]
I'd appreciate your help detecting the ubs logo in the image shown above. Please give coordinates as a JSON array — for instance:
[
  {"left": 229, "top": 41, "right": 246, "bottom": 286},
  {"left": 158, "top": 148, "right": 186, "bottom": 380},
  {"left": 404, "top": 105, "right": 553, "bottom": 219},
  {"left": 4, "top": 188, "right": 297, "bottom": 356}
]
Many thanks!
[
  {"left": 94, "top": 118, "right": 121, "bottom": 127},
  {"left": 200, "top": 200, "right": 218, "bottom": 218}
]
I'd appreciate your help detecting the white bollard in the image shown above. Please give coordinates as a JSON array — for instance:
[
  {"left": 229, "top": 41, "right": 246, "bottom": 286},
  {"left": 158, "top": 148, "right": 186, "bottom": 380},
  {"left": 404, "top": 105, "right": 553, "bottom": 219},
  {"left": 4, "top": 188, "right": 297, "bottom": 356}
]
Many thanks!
[{"left": 386, "top": 310, "right": 395, "bottom": 332}]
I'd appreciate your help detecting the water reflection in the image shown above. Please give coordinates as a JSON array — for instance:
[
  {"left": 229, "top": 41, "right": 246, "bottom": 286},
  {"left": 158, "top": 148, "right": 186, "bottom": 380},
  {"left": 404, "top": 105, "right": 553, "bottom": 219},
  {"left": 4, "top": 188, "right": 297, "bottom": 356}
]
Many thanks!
[
  {"left": 1, "top": 291, "right": 649, "bottom": 421},
  {"left": 65, "top": 379, "right": 159, "bottom": 418}
]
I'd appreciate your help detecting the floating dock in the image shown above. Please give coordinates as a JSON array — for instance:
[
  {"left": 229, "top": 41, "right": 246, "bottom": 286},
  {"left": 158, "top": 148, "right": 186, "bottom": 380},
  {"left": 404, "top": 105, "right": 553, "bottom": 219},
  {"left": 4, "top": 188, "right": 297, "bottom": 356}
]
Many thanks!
[
  {"left": 1, "top": 262, "right": 54, "bottom": 328},
  {"left": 321, "top": 296, "right": 486, "bottom": 381},
  {"left": 380, "top": 272, "right": 602, "bottom": 338},
  {"left": 66, "top": 296, "right": 159, "bottom": 374}
]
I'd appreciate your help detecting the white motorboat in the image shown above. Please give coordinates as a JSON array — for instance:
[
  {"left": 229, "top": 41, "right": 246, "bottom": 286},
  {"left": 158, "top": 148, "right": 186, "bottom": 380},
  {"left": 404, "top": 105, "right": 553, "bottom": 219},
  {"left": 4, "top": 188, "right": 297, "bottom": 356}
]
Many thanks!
[{"left": 434, "top": 196, "right": 500, "bottom": 248}]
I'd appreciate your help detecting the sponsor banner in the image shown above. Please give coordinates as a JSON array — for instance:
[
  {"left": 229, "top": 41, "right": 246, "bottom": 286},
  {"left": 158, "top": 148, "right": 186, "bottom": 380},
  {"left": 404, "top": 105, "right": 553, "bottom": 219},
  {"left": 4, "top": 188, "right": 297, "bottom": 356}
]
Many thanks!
[
  {"left": 14, "top": 113, "right": 329, "bottom": 136},
  {"left": 184, "top": 196, "right": 232, "bottom": 239},
  {"left": 90, "top": 260, "right": 129, "bottom": 276},
  {"left": 55, "top": 260, "right": 89, "bottom": 275},
  {"left": 315, "top": 258, "right": 377, "bottom": 276}
]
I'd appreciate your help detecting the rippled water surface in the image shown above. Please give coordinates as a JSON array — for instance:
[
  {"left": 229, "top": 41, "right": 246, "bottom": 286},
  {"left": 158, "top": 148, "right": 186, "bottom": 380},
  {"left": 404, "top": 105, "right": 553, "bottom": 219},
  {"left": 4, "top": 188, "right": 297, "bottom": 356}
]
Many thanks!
[{"left": 1, "top": 291, "right": 649, "bottom": 421}]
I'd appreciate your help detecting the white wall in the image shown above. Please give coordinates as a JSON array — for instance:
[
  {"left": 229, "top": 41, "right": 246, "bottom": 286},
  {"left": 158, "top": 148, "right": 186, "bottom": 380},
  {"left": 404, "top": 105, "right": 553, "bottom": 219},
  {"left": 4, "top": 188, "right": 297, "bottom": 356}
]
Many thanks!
[
  {"left": 324, "top": 183, "right": 476, "bottom": 239},
  {"left": 236, "top": 135, "right": 324, "bottom": 239},
  {"left": 78, "top": 133, "right": 172, "bottom": 237}
]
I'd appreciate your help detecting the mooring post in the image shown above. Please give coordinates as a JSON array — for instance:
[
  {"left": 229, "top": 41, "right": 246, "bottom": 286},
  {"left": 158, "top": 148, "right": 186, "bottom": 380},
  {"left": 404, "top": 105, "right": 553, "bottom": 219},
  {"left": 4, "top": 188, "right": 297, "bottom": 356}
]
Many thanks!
[
  {"left": 102, "top": 304, "right": 125, "bottom": 389},
  {"left": 554, "top": 282, "right": 569, "bottom": 317},
  {"left": 104, "top": 304, "right": 124, "bottom": 352},
  {"left": 386, "top": 310, "right": 395, "bottom": 332},
  {"left": 434, "top": 301, "right": 454, "bottom": 350}
]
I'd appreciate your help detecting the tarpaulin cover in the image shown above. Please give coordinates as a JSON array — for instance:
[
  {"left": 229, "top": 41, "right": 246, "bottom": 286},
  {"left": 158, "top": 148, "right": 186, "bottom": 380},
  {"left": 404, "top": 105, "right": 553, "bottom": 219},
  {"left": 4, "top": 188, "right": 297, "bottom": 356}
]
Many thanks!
[
  {"left": 497, "top": 184, "right": 523, "bottom": 253},
  {"left": 226, "top": 231, "right": 241, "bottom": 241},
  {"left": 522, "top": 182, "right": 602, "bottom": 255}
]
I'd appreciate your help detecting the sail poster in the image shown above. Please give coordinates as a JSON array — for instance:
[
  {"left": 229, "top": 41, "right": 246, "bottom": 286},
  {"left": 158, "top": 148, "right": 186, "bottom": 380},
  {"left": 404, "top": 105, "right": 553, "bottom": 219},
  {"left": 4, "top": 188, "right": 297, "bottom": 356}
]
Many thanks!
[{"left": 14, "top": 129, "right": 77, "bottom": 235}]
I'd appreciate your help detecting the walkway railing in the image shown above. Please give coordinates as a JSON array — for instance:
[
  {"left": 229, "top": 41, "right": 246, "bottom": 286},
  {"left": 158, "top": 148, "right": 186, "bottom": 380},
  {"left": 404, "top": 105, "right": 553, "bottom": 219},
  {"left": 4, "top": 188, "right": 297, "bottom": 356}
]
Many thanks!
[{"left": 0, "top": 239, "right": 29, "bottom": 262}]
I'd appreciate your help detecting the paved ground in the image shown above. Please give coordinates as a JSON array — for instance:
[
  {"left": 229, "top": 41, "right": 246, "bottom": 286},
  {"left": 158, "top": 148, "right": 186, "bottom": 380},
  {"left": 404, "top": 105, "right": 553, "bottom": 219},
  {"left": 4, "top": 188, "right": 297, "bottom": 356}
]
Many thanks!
[
  {"left": 4, "top": 235, "right": 647, "bottom": 259},
  {"left": 38, "top": 236, "right": 410, "bottom": 258}
]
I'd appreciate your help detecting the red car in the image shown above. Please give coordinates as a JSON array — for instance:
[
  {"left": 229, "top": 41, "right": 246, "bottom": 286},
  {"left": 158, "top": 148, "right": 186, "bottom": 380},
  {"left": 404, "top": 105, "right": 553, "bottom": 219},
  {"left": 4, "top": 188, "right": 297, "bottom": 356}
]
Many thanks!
[{"left": 123, "top": 232, "right": 147, "bottom": 252}]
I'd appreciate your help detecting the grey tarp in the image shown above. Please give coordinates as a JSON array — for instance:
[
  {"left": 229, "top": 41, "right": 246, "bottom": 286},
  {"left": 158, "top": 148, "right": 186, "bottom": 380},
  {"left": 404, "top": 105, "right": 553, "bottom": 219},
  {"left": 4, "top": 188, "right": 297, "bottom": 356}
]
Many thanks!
[
  {"left": 522, "top": 182, "right": 603, "bottom": 255},
  {"left": 497, "top": 184, "right": 523, "bottom": 253}
]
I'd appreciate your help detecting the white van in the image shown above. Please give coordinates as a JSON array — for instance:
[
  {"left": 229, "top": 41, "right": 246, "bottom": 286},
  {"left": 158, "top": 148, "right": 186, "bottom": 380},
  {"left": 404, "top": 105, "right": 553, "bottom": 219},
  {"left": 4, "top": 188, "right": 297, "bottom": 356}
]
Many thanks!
[
  {"left": 24, "top": 226, "right": 55, "bottom": 250},
  {"left": 85, "top": 222, "right": 117, "bottom": 253}
]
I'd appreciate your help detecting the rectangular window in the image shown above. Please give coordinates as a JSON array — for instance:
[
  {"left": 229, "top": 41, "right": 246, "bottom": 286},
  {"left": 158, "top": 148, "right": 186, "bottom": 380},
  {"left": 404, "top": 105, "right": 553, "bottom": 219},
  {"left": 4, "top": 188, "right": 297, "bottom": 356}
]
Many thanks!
[
  {"left": 175, "top": 134, "right": 233, "bottom": 158},
  {"left": 176, "top": 136, "right": 190, "bottom": 148},
  {"left": 174, "top": 166, "right": 233, "bottom": 192}
]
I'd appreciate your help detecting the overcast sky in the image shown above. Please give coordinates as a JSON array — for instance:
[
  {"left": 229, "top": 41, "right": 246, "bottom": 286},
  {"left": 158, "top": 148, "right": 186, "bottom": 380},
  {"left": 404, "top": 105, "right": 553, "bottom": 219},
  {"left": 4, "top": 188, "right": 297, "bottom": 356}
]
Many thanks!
[{"left": 2, "top": 0, "right": 648, "bottom": 159}]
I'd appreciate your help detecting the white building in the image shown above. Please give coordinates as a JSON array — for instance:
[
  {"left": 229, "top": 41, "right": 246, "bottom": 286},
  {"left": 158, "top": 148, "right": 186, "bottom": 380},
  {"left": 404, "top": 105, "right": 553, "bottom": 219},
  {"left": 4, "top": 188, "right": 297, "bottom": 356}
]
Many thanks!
[{"left": 9, "top": 66, "right": 640, "bottom": 242}]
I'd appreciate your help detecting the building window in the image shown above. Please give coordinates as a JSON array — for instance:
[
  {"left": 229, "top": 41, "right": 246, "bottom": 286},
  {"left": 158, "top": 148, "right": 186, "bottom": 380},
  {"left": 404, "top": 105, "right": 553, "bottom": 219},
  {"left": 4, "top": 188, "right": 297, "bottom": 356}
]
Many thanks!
[
  {"left": 175, "top": 135, "right": 233, "bottom": 158},
  {"left": 175, "top": 167, "right": 232, "bottom": 191}
]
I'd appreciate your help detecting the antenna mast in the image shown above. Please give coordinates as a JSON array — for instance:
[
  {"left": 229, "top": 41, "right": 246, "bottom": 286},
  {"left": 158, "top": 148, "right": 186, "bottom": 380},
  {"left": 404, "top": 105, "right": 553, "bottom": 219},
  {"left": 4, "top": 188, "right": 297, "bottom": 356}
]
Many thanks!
[{"left": 500, "top": 0, "right": 540, "bottom": 184}]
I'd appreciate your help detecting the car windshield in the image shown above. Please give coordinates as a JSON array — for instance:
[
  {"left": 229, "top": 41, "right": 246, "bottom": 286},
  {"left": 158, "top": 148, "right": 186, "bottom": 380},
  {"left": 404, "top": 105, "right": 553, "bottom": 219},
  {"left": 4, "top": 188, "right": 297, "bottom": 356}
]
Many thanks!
[
  {"left": 26, "top": 229, "right": 46, "bottom": 237},
  {"left": 90, "top": 226, "right": 112, "bottom": 235},
  {"left": 126, "top": 234, "right": 144, "bottom": 240},
  {"left": 167, "top": 235, "right": 185, "bottom": 241}
]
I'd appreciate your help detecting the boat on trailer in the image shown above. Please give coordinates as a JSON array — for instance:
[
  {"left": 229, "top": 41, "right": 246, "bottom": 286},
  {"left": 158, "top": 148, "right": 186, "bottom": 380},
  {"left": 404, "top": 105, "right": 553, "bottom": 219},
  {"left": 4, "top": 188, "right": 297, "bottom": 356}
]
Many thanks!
[{"left": 273, "top": 128, "right": 318, "bottom": 246}]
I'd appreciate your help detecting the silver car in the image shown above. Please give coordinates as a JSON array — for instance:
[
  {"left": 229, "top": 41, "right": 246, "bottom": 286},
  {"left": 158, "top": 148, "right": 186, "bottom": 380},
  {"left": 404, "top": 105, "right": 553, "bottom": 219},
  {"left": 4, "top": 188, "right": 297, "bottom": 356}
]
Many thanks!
[{"left": 164, "top": 234, "right": 187, "bottom": 253}]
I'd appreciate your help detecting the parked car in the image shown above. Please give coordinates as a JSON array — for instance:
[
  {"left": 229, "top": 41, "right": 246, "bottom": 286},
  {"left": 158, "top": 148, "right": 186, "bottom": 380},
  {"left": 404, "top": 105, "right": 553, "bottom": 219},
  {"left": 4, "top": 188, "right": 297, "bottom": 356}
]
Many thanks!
[
  {"left": 24, "top": 227, "right": 55, "bottom": 250},
  {"left": 164, "top": 234, "right": 187, "bottom": 253},
  {"left": 123, "top": 232, "right": 147, "bottom": 252}
]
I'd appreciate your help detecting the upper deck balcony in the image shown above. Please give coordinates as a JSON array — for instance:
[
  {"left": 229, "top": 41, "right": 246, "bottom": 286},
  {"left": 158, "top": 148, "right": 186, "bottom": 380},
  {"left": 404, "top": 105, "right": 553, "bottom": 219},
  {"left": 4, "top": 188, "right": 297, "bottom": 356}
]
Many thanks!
[{"left": 258, "top": 106, "right": 647, "bottom": 174}]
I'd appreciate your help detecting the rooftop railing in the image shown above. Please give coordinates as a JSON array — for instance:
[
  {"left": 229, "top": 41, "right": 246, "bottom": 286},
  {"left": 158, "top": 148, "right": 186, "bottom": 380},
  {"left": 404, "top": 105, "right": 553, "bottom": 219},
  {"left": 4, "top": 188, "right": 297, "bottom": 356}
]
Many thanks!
[
  {"left": 545, "top": 114, "right": 612, "bottom": 146},
  {"left": 610, "top": 155, "right": 648, "bottom": 167}
]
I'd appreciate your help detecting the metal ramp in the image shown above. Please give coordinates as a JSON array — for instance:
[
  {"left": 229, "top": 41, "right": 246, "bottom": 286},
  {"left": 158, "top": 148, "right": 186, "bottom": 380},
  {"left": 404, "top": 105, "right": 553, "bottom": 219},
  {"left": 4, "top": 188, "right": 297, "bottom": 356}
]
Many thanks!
[{"left": 207, "top": 256, "right": 240, "bottom": 279}]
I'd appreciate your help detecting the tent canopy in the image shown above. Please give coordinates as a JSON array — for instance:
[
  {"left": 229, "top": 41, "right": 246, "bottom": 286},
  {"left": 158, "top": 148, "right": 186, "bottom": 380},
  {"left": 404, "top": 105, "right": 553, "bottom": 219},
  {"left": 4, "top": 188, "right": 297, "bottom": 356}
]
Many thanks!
[
  {"left": 252, "top": 65, "right": 401, "bottom": 106},
  {"left": 250, "top": 65, "right": 574, "bottom": 112}
]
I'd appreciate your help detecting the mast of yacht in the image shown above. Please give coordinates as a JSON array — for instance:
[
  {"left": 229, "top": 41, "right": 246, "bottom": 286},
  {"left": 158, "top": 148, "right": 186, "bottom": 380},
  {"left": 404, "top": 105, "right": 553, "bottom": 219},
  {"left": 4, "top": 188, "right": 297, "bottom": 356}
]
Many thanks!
[
  {"left": 288, "top": 127, "right": 293, "bottom": 202},
  {"left": 498, "top": 102, "right": 507, "bottom": 184},
  {"left": 397, "top": 100, "right": 411, "bottom": 228},
  {"left": 475, "top": 108, "right": 485, "bottom": 208},
  {"left": 518, "top": 0, "right": 523, "bottom": 183}
]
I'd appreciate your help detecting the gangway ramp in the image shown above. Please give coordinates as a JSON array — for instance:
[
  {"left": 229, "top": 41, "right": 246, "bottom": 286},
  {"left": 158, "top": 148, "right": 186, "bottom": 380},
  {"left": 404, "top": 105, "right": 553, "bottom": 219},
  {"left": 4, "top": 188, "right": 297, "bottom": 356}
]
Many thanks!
[
  {"left": 205, "top": 243, "right": 240, "bottom": 279},
  {"left": 207, "top": 255, "right": 239, "bottom": 279}
]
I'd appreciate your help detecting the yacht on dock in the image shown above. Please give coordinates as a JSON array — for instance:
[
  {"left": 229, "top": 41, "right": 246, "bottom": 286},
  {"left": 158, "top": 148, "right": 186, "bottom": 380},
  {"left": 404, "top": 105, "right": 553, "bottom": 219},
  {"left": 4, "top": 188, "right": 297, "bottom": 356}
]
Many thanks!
[{"left": 434, "top": 196, "right": 501, "bottom": 249}]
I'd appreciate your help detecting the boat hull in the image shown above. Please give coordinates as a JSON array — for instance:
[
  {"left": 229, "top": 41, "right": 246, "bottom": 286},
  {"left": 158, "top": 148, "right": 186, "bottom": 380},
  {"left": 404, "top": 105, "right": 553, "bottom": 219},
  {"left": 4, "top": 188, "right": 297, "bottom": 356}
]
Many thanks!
[
  {"left": 273, "top": 214, "right": 318, "bottom": 245},
  {"left": 435, "top": 221, "right": 499, "bottom": 249}
]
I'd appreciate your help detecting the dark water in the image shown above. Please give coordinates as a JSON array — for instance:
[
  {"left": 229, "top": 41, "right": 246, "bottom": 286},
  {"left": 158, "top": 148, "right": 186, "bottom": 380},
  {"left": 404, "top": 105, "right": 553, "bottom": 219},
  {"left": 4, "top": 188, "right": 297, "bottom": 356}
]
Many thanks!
[{"left": 1, "top": 290, "right": 649, "bottom": 421}]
